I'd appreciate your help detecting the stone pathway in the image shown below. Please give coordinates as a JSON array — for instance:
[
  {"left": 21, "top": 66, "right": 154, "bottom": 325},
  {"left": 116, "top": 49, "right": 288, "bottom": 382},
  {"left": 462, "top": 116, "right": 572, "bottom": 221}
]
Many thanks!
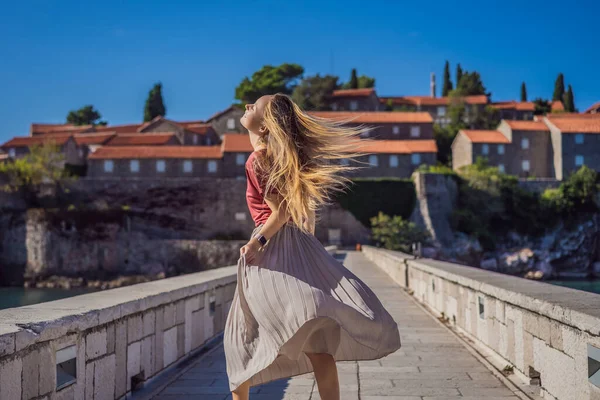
[{"left": 152, "top": 251, "right": 520, "bottom": 399}]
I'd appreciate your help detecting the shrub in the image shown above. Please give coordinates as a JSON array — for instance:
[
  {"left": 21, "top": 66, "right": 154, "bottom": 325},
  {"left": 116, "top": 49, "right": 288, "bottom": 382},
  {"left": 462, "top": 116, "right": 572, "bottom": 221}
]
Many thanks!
[
  {"left": 370, "top": 212, "right": 429, "bottom": 252},
  {"left": 336, "top": 178, "right": 416, "bottom": 228}
]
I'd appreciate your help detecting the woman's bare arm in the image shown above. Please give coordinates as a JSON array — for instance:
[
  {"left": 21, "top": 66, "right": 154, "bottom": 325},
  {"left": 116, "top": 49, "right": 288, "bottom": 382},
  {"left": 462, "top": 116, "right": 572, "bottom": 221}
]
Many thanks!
[{"left": 256, "top": 193, "right": 291, "bottom": 242}]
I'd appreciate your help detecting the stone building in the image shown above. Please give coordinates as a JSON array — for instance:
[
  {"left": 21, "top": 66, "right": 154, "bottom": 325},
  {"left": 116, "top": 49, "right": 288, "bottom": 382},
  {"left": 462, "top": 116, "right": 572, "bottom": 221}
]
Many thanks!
[
  {"left": 206, "top": 106, "right": 245, "bottom": 137},
  {"left": 379, "top": 95, "right": 489, "bottom": 127},
  {"left": 543, "top": 115, "right": 600, "bottom": 180},
  {"left": 0, "top": 134, "right": 81, "bottom": 166},
  {"left": 491, "top": 100, "right": 564, "bottom": 121},
  {"left": 329, "top": 88, "right": 381, "bottom": 111},
  {"left": 310, "top": 111, "right": 434, "bottom": 140},
  {"left": 584, "top": 101, "right": 600, "bottom": 114},
  {"left": 452, "top": 115, "right": 600, "bottom": 180},
  {"left": 87, "top": 146, "right": 224, "bottom": 178}
]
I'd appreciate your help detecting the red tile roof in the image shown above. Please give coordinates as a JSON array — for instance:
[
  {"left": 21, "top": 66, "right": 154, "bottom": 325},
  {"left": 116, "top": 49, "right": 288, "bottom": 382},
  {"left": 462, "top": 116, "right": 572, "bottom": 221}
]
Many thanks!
[
  {"left": 221, "top": 133, "right": 253, "bottom": 152},
  {"left": 185, "top": 124, "right": 213, "bottom": 135},
  {"left": 105, "top": 133, "right": 178, "bottom": 146},
  {"left": 460, "top": 130, "right": 510, "bottom": 144},
  {"left": 551, "top": 101, "right": 565, "bottom": 112},
  {"left": 547, "top": 118, "right": 600, "bottom": 134},
  {"left": 583, "top": 101, "right": 600, "bottom": 114},
  {"left": 492, "top": 101, "right": 535, "bottom": 111},
  {"left": 30, "top": 124, "right": 94, "bottom": 135},
  {"left": 2, "top": 134, "right": 73, "bottom": 148},
  {"left": 380, "top": 95, "right": 488, "bottom": 106},
  {"left": 503, "top": 120, "right": 548, "bottom": 131},
  {"left": 360, "top": 140, "right": 438, "bottom": 154},
  {"left": 73, "top": 132, "right": 116, "bottom": 145},
  {"left": 332, "top": 88, "right": 375, "bottom": 98},
  {"left": 88, "top": 146, "right": 223, "bottom": 160},
  {"left": 178, "top": 120, "right": 206, "bottom": 127},
  {"left": 545, "top": 113, "right": 600, "bottom": 120},
  {"left": 95, "top": 124, "right": 143, "bottom": 134},
  {"left": 310, "top": 111, "right": 433, "bottom": 123}
]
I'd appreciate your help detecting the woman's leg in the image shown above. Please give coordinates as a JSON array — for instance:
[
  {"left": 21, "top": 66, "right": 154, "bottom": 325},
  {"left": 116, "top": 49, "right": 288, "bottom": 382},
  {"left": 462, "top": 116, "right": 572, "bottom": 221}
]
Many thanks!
[
  {"left": 231, "top": 379, "right": 250, "bottom": 400},
  {"left": 306, "top": 352, "right": 340, "bottom": 400}
]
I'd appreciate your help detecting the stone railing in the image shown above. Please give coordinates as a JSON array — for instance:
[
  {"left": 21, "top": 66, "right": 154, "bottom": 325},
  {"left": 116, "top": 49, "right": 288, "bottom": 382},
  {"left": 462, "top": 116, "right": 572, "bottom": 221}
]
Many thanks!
[
  {"left": 0, "top": 266, "right": 237, "bottom": 400},
  {"left": 362, "top": 245, "right": 600, "bottom": 400}
]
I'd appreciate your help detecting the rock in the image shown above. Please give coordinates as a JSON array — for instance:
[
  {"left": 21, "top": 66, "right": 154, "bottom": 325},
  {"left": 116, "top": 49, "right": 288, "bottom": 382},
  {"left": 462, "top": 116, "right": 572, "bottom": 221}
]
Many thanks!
[
  {"left": 524, "top": 270, "right": 545, "bottom": 280},
  {"left": 452, "top": 233, "right": 483, "bottom": 266},
  {"left": 480, "top": 258, "right": 498, "bottom": 271},
  {"left": 499, "top": 248, "right": 535, "bottom": 274},
  {"left": 592, "top": 262, "right": 600, "bottom": 278},
  {"left": 421, "top": 247, "right": 439, "bottom": 259},
  {"left": 141, "top": 262, "right": 165, "bottom": 276}
]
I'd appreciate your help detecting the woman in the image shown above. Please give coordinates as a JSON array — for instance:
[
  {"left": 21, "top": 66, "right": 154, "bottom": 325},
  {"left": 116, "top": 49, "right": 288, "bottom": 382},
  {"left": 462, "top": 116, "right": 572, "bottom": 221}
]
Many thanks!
[{"left": 224, "top": 94, "right": 401, "bottom": 400}]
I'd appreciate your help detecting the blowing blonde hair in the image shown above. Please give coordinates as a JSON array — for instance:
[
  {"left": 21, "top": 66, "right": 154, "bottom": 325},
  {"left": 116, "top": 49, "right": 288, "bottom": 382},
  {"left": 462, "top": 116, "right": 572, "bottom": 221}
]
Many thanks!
[{"left": 252, "top": 93, "right": 375, "bottom": 234}]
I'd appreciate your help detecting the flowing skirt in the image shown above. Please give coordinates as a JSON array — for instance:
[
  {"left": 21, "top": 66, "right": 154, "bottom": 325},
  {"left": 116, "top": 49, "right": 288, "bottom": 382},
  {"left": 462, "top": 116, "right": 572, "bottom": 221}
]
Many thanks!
[{"left": 223, "top": 222, "right": 401, "bottom": 391}]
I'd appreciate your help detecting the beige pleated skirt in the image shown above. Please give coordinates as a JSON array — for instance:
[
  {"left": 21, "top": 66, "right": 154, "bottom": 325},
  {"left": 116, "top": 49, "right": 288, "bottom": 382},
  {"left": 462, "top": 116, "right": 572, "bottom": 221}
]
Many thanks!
[{"left": 223, "top": 222, "right": 401, "bottom": 391}]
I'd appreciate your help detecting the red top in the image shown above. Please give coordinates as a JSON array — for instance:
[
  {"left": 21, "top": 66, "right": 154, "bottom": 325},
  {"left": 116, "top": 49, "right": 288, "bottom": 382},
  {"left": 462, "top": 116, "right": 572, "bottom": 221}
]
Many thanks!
[{"left": 245, "top": 150, "right": 274, "bottom": 226}]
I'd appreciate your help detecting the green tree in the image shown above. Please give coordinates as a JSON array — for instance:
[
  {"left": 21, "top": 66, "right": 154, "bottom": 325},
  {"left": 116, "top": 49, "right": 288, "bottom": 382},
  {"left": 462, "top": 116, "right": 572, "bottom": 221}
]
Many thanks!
[
  {"left": 553, "top": 73, "right": 565, "bottom": 102},
  {"left": 66, "top": 105, "right": 107, "bottom": 126},
  {"left": 384, "top": 99, "right": 394, "bottom": 111},
  {"left": 564, "top": 84, "right": 576, "bottom": 112},
  {"left": 521, "top": 82, "right": 527, "bottom": 102},
  {"left": 456, "top": 64, "right": 463, "bottom": 88},
  {"left": 234, "top": 63, "right": 304, "bottom": 105},
  {"left": 370, "top": 212, "right": 429, "bottom": 252},
  {"left": 433, "top": 90, "right": 468, "bottom": 165},
  {"left": 533, "top": 98, "right": 552, "bottom": 115},
  {"left": 442, "top": 61, "right": 453, "bottom": 97},
  {"left": 348, "top": 68, "right": 358, "bottom": 89},
  {"left": 456, "top": 71, "right": 488, "bottom": 96},
  {"left": 144, "top": 82, "right": 167, "bottom": 122},
  {"left": 0, "top": 142, "right": 75, "bottom": 205},
  {"left": 291, "top": 74, "right": 340, "bottom": 110}
]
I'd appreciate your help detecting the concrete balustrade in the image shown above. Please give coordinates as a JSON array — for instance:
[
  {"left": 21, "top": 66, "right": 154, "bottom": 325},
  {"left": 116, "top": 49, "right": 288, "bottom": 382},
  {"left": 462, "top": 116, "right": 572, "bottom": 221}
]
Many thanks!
[
  {"left": 0, "top": 266, "right": 237, "bottom": 400},
  {"left": 362, "top": 245, "right": 600, "bottom": 400}
]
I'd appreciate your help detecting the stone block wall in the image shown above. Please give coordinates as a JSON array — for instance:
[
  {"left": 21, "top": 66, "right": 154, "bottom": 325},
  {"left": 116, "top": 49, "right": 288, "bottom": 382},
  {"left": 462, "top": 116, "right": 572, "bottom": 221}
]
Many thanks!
[
  {"left": 362, "top": 245, "right": 600, "bottom": 400},
  {"left": 0, "top": 266, "right": 237, "bottom": 399}
]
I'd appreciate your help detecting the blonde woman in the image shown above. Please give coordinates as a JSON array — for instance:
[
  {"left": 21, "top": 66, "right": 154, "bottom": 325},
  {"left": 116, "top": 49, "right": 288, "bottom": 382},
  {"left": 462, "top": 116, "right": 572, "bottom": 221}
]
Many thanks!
[{"left": 224, "top": 94, "right": 401, "bottom": 400}]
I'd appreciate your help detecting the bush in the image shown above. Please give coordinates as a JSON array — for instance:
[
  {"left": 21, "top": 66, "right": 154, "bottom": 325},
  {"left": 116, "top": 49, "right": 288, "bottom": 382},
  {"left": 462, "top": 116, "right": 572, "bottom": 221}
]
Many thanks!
[
  {"left": 336, "top": 178, "right": 416, "bottom": 228},
  {"left": 416, "top": 164, "right": 456, "bottom": 176},
  {"left": 541, "top": 165, "right": 598, "bottom": 219},
  {"left": 370, "top": 212, "right": 429, "bottom": 252}
]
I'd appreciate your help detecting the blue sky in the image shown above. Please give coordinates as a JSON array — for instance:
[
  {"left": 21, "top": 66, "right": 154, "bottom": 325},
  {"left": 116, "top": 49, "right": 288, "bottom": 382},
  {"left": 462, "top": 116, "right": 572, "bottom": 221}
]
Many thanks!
[{"left": 1, "top": 0, "right": 597, "bottom": 142}]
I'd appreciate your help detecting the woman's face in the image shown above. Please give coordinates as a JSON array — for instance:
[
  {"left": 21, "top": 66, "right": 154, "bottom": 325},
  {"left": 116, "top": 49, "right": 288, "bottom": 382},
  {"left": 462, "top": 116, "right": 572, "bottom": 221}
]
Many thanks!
[{"left": 241, "top": 95, "right": 272, "bottom": 134}]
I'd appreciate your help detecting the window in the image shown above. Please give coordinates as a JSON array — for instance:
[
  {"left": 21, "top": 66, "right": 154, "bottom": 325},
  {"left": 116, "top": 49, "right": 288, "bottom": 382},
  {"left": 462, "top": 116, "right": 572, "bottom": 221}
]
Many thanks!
[
  {"left": 411, "top": 153, "right": 421, "bottom": 165},
  {"left": 521, "top": 138, "right": 529, "bottom": 149},
  {"left": 389, "top": 155, "right": 399, "bottom": 167},
  {"left": 368, "top": 155, "right": 378, "bottom": 167},
  {"left": 103, "top": 160, "right": 114, "bottom": 173},
  {"left": 156, "top": 160, "right": 166, "bottom": 173},
  {"left": 575, "top": 134, "right": 584, "bottom": 144},
  {"left": 227, "top": 118, "right": 235, "bottom": 129},
  {"left": 482, "top": 144, "right": 489, "bottom": 155},
  {"left": 350, "top": 101, "right": 358, "bottom": 111},
  {"left": 208, "top": 160, "right": 218, "bottom": 173},
  {"left": 8, "top": 148, "right": 15, "bottom": 158},
  {"left": 192, "top": 135, "right": 198, "bottom": 145},
  {"left": 498, "top": 144, "right": 505, "bottom": 155},
  {"left": 410, "top": 126, "right": 421, "bottom": 138},
  {"left": 130, "top": 160, "right": 139, "bottom": 173},
  {"left": 437, "top": 106, "right": 446, "bottom": 116},
  {"left": 498, "top": 164, "right": 505, "bottom": 173},
  {"left": 522, "top": 160, "right": 530, "bottom": 171},
  {"left": 206, "top": 138, "right": 212, "bottom": 145},
  {"left": 575, "top": 155, "right": 584, "bottom": 167},
  {"left": 183, "top": 160, "right": 193, "bottom": 173},
  {"left": 392, "top": 126, "right": 400, "bottom": 135},
  {"left": 360, "top": 131, "right": 370, "bottom": 138},
  {"left": 78, "top": 148, "right": 84, "bottom": 158},
  {"left": 331, "top": 103, "right": 338, "bottom": 111},
  {"left": 236, "top": 153, "right": 245, "bottom": 165},
  {"left": 341, "top": 158, "right": 349, "bottom": 166}
]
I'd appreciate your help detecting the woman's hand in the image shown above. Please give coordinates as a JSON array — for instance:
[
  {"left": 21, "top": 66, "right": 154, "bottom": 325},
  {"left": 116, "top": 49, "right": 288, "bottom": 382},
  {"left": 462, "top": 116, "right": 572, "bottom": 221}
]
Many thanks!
[{"left": 240, "top": 238, "right": 262, "bottom": 264}]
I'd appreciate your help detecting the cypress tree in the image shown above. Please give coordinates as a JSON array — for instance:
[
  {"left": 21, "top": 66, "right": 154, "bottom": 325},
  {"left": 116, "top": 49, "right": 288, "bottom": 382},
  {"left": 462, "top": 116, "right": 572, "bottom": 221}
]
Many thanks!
[
  {"left": 144, "top": 82, "right": 166, "bottom": 122},
  {"left": 553, "top": 73, "right": 565, "bottom": 102},
  {"left": 456, "top": 64, "right": 463, "bottom": 88},
  {"left": 520, "top": 82, "right": 527, "bottom": 102},
  {"left": 349, "top": 69, "right": 358, "bottom": 89},
  {"left": 442, "top": 61, "right": 453, "bottom": 97},
  {"left": 564, "top": 84, "right": 575, "bottom": 112}
]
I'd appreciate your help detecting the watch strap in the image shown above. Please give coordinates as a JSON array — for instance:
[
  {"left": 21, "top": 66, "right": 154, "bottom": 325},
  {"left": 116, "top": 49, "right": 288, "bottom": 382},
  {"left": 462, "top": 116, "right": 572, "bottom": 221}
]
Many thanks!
[{"left": 255, "top": 234, "right": 268, "bottom": 246}]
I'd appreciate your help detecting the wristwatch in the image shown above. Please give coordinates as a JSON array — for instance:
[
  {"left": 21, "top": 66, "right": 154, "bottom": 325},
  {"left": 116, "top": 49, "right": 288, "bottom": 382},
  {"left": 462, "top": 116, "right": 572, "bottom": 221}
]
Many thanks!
[{"left": 255, "top": 234, "right": 268, "bottom": 247}]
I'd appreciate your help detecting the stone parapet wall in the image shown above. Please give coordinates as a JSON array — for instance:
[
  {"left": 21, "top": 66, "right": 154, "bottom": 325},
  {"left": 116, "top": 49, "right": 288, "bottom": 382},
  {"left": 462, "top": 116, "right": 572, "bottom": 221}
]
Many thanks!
[
  {"left": 0, "top": 266, "right": 237, "bottom": 399},
  {"left": 362, "top": 245, "right": 600, "bottom": 400}
]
